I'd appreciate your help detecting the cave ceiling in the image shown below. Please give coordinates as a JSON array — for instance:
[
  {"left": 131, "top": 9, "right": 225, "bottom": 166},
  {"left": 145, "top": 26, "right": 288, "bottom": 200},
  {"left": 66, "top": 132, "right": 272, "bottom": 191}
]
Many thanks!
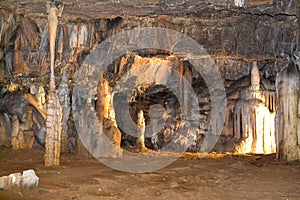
[{"left": 0, "top": 0, "right": 297, "bottom": 20}]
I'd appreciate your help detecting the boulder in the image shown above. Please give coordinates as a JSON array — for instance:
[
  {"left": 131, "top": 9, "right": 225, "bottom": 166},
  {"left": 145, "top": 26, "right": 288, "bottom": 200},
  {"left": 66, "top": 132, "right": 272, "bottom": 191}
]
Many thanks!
[
  {"left": 0, "top": 176, "right": 8, "bottom": 190},
  {"left": 22, "top": 169, "right": 39, "bottom": 189},
  {"left": 8, "top": 173, "right": 22, "bottom": 187},
  {"left": 0, "top": 176, "right": 12, "bottom": 190}
]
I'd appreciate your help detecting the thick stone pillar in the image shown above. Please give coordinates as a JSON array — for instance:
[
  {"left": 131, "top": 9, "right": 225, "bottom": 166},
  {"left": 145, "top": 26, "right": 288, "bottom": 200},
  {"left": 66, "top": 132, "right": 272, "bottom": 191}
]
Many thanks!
[
  {"left": 44, "top": 1, "right": 64, "bottom": 167},
  {"left": 278, "top": 61, "right": 300, "bottom": 161}
]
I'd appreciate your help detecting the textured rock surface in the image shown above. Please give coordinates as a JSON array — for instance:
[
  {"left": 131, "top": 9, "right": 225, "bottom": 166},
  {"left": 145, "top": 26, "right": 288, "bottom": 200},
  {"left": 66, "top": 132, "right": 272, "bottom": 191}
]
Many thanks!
[
  {"left": 8, "top": 173, "right": 22, "bottom": 187},
  {"left": 0, "top": 170, "right": 39, "bottom": 190},
  {"left": 0, "top": 176, "right": 10, "bottom": 190},
  {"left": 22, "top": 169, "right": 39, "bottom": 189},
  {"left": 0, "top": 0, "right": 299, "bottom": 159},
  {"left": 277, "top": 60, "right": 300, "bottom": 161},
  {"left": 0, "top": 113, "right": 11, "bottom": 147},
  {"left": 44, "top": 1, "right": 64, "bottom": 166},
  {"left": 223, "top": 62, "right": 276, "bottom": 154}
]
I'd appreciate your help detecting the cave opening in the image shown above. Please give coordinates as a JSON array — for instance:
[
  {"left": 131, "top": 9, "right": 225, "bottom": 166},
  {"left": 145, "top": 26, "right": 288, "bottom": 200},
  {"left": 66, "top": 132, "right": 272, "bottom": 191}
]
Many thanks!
[{"left": 117, "top": 84, "right": 181, "bottom": 150}]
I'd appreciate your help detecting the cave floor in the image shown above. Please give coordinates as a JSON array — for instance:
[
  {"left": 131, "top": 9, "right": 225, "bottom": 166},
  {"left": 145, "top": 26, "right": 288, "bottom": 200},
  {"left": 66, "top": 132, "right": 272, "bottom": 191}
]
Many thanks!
[{"left": 0, "top": 147, "right": 299, "bottom": 200}]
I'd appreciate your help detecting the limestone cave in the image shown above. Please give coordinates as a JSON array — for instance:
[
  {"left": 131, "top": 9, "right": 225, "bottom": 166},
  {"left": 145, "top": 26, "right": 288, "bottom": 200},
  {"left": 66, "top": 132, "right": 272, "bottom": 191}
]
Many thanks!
[{"left": 0, "top": 0, "right": 300, "bottom": 199}]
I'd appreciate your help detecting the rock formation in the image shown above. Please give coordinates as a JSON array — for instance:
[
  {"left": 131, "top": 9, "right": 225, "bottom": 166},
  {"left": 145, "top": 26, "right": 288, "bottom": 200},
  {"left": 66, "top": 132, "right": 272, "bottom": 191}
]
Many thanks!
[
  {"left": 0, "top": 0, "right": 299, "bottom": 161},
  {"left": 223, "top": 62, "right": 276, "bottom": 154},
  {"left": 0, "top": 93, "right": 46, "bottom": 149},
  {"left": 44, "top": 1, "right": 64, "bottom": 166},
  {"left": 136, "top": 110, "right": 146, "bottom": 150},
  {"left": 277, "top": 59, "right": 300, "bottom": 161},
  {"left": 58, "top": 66, "right": 70, "bottom": 154},
  {"left": 0, "top": 113, "right": 11, "bottom": 147},
  {"left": 0, "top": 169, "right": 39, "bottom": 190}
]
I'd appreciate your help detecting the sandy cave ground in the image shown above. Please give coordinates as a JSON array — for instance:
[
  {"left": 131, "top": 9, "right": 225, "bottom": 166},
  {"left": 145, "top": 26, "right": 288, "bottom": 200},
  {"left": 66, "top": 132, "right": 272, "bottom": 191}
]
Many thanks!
[{"left": 0, "top": 146, "right": 300, "bottom": 200}]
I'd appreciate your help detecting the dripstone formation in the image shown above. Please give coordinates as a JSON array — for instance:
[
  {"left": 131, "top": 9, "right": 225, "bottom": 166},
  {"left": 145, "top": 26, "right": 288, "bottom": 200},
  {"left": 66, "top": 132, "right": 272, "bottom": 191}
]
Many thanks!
[{"left": 0, "top": 0, "right": 300, "bottom": 162}]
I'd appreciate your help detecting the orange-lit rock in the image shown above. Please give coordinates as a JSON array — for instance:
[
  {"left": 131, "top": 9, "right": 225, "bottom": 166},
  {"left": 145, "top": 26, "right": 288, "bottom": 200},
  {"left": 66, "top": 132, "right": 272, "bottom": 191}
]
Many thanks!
[{"left": 224, "top": 62, "right": 276, "bottom": 154}]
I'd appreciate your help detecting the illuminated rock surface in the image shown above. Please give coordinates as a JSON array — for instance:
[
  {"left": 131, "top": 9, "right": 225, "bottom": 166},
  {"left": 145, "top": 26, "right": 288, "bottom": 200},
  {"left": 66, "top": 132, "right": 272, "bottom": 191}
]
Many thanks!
[{"left": 0, "top": 0, "right": 299, "bottom": 161}]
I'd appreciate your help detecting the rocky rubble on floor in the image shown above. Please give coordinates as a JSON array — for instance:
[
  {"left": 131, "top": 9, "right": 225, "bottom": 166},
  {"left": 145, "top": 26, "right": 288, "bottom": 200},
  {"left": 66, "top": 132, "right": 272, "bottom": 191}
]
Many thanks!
[{"left": 0, "top": 169, "right": 39, "bottom": 190}]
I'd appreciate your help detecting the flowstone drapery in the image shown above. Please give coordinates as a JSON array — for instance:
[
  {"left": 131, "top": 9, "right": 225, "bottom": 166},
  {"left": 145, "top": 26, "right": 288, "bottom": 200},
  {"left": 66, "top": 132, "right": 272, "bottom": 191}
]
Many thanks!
[{"left": 224, "top": 62, "right": 276, "bottom": 154}]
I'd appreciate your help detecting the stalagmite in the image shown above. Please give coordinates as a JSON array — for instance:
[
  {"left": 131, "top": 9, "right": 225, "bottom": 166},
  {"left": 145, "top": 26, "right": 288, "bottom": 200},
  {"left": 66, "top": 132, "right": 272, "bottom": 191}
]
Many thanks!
[
  {"left": 250, "top": 61, "right": 260, "bottom": 91},
  {"left": 224, "top": 62, "right": 276, "bottom": 154},
  {"left": 58, "top": 66, "right": 70, "bottom": 153},
  {"left": 136, "top": 110, "right": 146, "bottom": 150},
  {"left": 0, "top": 113, "right": 11, "bottom": 146},
  {"left": 94, "top": 73, "right": 122, "bottom": 157},
  {"left": 44, "top": 1, "right": 64, "bottom": 167},
  {"left": 96, "top": 74, "right": 111, "bottom": 120},
  {"left": 278, "top": 60, "right": 300, "bottom": 161},
  {"left": 11, "top": 115, "right": 20, "bottom": 150}
]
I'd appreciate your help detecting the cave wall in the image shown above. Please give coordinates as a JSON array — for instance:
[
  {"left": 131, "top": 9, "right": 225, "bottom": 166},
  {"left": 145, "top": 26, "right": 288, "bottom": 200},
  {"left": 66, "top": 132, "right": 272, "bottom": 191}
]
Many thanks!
[{"left": 0, "top": 0, "right": 299, "bottom": 156}]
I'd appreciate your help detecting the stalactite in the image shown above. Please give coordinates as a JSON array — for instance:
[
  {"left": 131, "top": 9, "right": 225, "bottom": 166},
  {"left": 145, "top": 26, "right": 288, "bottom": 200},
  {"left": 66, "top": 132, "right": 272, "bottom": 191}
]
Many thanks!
[
  {"left": 38, "top": 25, "right": 48, "bottom": 75},
  {"left": 88, "top": 23, "right": 96, "bottom": 50},
  {"left": 44, "top": 1, "right": 64, "bottom": 167},
  {"left": 39, "top": 25, "right": 48, "bottom": 52},
  {"left": 56, "top": 26, "right": 64, "bottom": 61},
  {"left": 4, "top": 45, "right": 13, "bottom": 76},
  {"left": 13, "top": 28, "right": 26, "bottom": 75},
  {"left": 263, "top": 91, "right": 277, "bottom": 112},
  {"left": 278, "top": 60, "right": 300, "bottom": 161},
  {"left": 224, "top": 62, "right": 276, "bottom": 154},
  {"left": 234, "top": 0, "right": 244, "bottom": 7},
  {"left": 69, "top": 24, "right": 78, "bottom": 62},
  {"left": 223, "top": 104, "right": 235, "bottom": 137},
  {"left": 0, "top": 12, "right": 16, "bottom": 47},
  {"left": 78, "top": 24, "right": 88, "bottom": 48},
  {"left": 69, "top": 24, "right": 78, "bottom": 49}
]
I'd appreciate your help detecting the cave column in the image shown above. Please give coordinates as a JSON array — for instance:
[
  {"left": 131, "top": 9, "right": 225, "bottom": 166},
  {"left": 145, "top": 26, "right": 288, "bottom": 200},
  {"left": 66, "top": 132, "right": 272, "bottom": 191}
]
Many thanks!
[
  {"left": 278, "top": 61, "right": 300, "bottom": 161},
  {"left": 44, "top": 1, "right": 64, "bottom": 167}
]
